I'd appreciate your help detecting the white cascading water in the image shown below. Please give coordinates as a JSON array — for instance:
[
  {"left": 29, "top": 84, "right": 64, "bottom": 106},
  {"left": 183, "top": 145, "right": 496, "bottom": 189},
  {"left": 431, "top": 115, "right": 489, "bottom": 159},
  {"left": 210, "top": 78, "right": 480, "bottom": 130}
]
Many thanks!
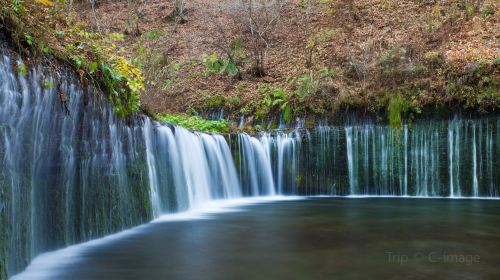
[
  {"left": 343, "top": 119, "right": 498, "bottom": 197},
  {"left": 472, "top": 123, "right": 479, "bottom": 197},
  {"left": 0, "top": 55, "right": 276, "bottom": 278},
  {"left": 1, "top": 53, "right": 499, "bottom": 279},
  {"left": 345, "top": 127, "right": 356, "bottom": 194},
  {"left": 257, "top": 131, "right": 301, "bottom": 195},
  {"left": 236, "top": 134, "right": 275, "bottom": 196},
  {"left": 448, "top": 117, "right": 463, "bottom": 197},
  {"left": 448, "top": 122, "right": 455, "bottom": 197},
  {"left": 143, "top": 118, "right": 162, "bottom": 216},
  {"left": 143, "top": 119, "right": 246, "bottom": 213}
]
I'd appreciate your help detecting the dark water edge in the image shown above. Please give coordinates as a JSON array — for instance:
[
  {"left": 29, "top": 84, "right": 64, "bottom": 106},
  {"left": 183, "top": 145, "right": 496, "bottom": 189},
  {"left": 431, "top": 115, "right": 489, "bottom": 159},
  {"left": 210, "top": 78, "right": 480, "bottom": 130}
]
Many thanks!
[{"left": 18, "top": 198, "right": 500, "bottom": 280}]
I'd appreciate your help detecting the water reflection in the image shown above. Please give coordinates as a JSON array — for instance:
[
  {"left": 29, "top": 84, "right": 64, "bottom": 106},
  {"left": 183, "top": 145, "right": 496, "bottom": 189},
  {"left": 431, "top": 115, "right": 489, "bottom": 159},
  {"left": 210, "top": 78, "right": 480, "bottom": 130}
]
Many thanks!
[{"left": 24, "top": 198, "right": 500, "bottom": 280}]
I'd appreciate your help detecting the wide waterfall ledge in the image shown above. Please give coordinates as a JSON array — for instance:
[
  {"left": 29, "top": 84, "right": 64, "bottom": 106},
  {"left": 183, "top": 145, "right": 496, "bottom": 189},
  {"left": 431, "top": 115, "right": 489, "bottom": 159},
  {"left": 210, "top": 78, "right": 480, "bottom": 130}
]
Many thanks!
[{"left": 0, "top": 53, "right": 499, "bottom": 278}]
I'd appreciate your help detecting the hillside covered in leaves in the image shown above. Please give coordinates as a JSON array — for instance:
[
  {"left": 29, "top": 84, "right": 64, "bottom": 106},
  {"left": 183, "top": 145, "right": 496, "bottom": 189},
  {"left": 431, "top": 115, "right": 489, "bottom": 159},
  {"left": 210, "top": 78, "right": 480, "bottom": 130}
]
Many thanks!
[{"left": 1, "top": 0, "right": 499, "bottom": 131}]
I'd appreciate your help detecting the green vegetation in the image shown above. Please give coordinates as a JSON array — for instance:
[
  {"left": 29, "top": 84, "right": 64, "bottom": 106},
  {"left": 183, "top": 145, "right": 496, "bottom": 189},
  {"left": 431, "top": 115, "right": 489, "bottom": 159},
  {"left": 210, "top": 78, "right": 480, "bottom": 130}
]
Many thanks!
[
  {"left": 0, "top": 0, "right": 144, "bottom": 117},
  {"left": 387, "top": 94, "right": 404, "bottom": 128},
  {"left": 256, "top": 85, "right": 292, "bottom": 123},
  {"left": 291, "top": 68, "right": 336, "bottom": 100},
  {"left": 246, "top": 68, "right": 337, "bottom": 124},
  {"left": 201, "top": 52, "right": 239, "bottom": 77},
  {"left": 156, "top": 113, "right": 229, "bottom": 133},
  {"left": 17, "top": 62, "right": 27, "bottom": 76},
  {"left": 200, "top": 38, "right": 245, "bottom": 78}
]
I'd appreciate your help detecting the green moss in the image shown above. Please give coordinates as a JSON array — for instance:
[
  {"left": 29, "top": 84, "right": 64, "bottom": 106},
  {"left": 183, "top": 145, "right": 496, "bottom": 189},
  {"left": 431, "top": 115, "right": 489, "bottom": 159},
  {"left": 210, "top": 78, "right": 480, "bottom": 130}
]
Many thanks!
[
  {"left": 156, "top": 113, "right": 229, "bottom": 133},
  {"left": 387, "top": 94, "right": 404, "bottom": 128},
  {"left": 207, "top": 96, "right": 223, "bottom": 108},
  {"left": 269, "top": 120, "right": 278, "bottom": 130},
  {"left": 128, "top": 146, "right": 153, "bottom": 221},
  {"left": 17, "top": 62, "right": 27, "bottom": 76}
]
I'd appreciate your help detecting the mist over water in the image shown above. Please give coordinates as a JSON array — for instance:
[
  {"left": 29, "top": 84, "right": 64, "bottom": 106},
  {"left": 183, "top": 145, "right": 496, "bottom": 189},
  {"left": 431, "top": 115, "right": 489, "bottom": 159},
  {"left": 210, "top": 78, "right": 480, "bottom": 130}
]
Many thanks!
[{"left": 0, "top": 54, "right": 499, "bottom": 278}]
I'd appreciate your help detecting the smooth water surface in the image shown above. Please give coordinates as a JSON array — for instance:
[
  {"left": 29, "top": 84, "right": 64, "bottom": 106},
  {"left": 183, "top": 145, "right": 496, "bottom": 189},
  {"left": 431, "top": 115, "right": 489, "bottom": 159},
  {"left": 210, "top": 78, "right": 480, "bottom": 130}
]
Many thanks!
[{"left": 21, "top": 198, "right": 500, "bottom": 280}]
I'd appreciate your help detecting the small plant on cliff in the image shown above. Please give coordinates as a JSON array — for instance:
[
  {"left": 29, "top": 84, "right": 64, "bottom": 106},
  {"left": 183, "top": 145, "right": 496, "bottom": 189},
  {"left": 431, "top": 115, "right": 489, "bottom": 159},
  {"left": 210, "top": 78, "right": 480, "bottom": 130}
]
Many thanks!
[
  {"left": 291, "top": 68, "right": 336, "bottom": 102},
  {"left": 200, "top": 52, "right": 239, "bottom": 77},
  {"left": 257, "top": 85, "right": 293, "bottom": 124}
]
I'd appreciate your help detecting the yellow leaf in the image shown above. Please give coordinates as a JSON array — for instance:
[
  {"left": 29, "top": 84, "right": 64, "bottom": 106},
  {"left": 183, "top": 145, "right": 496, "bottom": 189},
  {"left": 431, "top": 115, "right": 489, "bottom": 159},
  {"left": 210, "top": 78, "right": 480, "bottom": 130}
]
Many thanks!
[{"left": 35, "top": 0, "right": 54, "bottom": 7}]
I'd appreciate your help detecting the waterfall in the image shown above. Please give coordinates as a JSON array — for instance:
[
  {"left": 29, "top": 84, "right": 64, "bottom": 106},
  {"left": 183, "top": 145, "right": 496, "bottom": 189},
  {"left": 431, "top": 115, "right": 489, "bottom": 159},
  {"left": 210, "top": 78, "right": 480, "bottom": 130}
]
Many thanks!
[
  {"left": 448, "top": 123, "right": 455, "bottom": 197},
  {"left": 472, "top": 123, "right": 479, "bottom": 197},
  {"left": 345, "top": 127, "right": 356, "bottom": 194},
  {"left": 403, "top": 125, "right": 408, "bottom": 196},
  {"left": 143, "top": 119, "right": 161, "bottom": 216},
  {"left": 0, "top": 55, "right": 266, "bottom": 278},
  {"left": 236, "top": 134, "right": 275, "bottom": 196},
  {"left": 1, "top": 53, "right": 499, "bottom": 279},
  {"left": 0, "top": 55, "right": 155, "bottom": 277}
]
